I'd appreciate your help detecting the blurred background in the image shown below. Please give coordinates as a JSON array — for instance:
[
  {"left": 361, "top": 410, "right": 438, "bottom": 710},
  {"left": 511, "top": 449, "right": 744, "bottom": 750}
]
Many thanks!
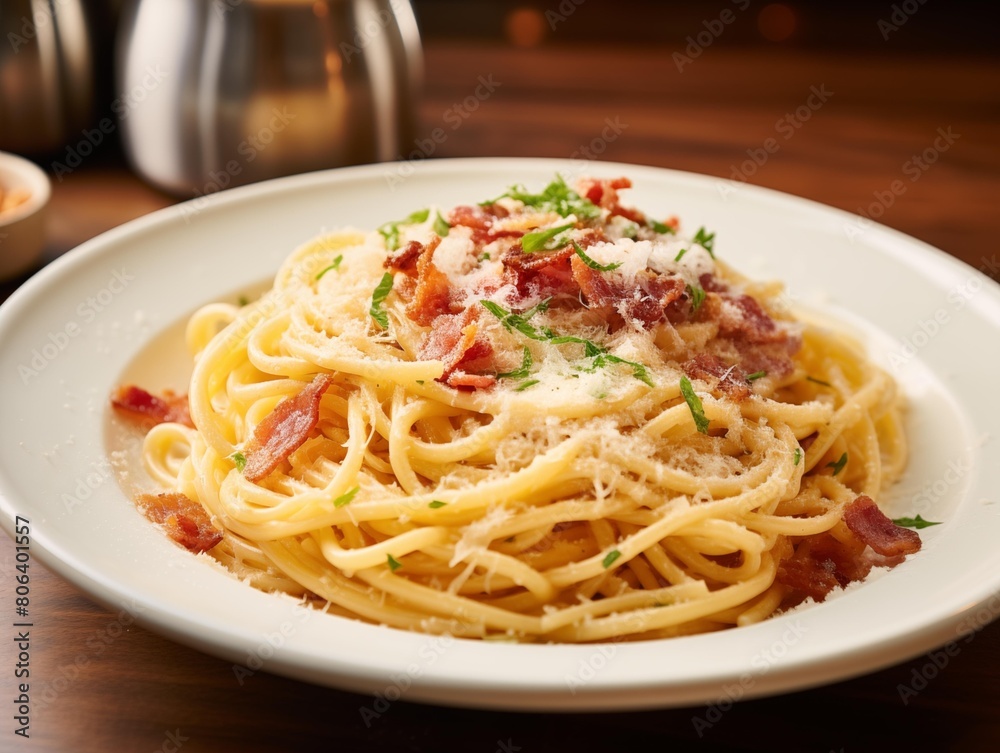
[
  {"left": 1, "top": 0, "right": 997, "bottom": 285},
  {"left": 2, "top": 2, "right": 1000, "bottom": 750}
]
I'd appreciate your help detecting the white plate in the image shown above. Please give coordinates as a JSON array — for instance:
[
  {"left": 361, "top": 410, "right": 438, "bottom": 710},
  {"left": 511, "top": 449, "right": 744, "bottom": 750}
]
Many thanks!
[{"left": 1, "top": 158, "right": 999, "bottom": 711}]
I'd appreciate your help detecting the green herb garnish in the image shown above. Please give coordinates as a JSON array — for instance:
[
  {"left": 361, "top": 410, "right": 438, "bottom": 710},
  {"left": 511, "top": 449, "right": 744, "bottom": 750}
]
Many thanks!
[
  {"left": 679, "top": 376, "right": 710, "bottom": 434},
  {"left": 674, "top": 248, "right": 688, "bottom": 262},
  {"left": 432, "top": 211, "right": 450, "bottom": 237},
  {"left": 522, "top": 222, "right": 574, "bottom": 253},
  {"left": 573, "top": 241, "right": 622, "bottom": 272},
  {"left": 333, "top": 486, "right": 360, "bottom": 508},
  {"left": 237, "top": 295, "right": 250, "bottom": 306},
  {"left": 686, "top": 283, "right": 705, "bottom": 313},
  {"left": 807, "top": 376, "right": 832, "bottom": 387},
  {"left": 315, "top": 254, "right": 343, "bottom": 280},
  {"left": 498, "top": 346, "right": 533, "bottom": 379},
  {"left": 693, "top": 227, "right": 716, "bottom": 258},
  {"left": 231, "top": 451, "right": 247, "bottom": 472},
  {"left": 589, "top": 353, "right": 654, "bottom": 387},
  {"left": 622, "top": 222, "right": 639, "bottom": 239},
  {"left": 826, "top": 452, "right": 848, "bottom": 475},
  {"left": 793, "top": 447, "right": 802, "bottom": 466},
  {"left": 891, "top": 515, "right": 942, "bottom": 529},
  {"left": 602, "top": 549, "right": 622, "bottom": 569},
  {"left": 514, "top": 379, "right": 540, "bottom": 391},
  {"left": 378, "top": 208, "right": 430, "bottom": 251},
  {"left": 746, "top": 370, "right": 767, "bottom": 382},
  {"left": 650, "top": 219, "right": 674, "bottom": 235},
  {"left": 387, "top": 554, "right": 403, "bottom": 571},
  {"left": 370, "top": 272, "right": 393, "bottom": 329},
  {"left": 488, "top": 175, "right": 600, "bottom": 220},
  {"left": 428, "top": 500, "right": 447, "bottom": 509}
]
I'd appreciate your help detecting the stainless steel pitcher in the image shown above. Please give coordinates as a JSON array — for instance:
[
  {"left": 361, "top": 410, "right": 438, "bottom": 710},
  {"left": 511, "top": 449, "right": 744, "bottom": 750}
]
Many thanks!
[
  {"left": 0, "top": 0, "right": 95, "bottom": 154},
  {"left": 115, "top": 0, "right": 422, "bottom": 196}
]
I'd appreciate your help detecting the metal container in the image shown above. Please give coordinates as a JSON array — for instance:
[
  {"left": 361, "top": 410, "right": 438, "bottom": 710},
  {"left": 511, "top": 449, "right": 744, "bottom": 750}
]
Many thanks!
[
  {"left": 0, "top": 0, "right": 95, "bottom": 154},
  {"left": 115, "top": 0, "right": 422, "bottom": 196}
]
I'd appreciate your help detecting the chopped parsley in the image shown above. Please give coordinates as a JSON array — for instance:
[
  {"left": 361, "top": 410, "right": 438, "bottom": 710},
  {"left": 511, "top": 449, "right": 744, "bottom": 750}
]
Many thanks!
[
  {"left": 514, "top": 379, "right": 540, "bottom": 391},
  {"left": 746, "top": 370, "right": 767, "bottom": 382},
  {"left": 674, "top": 248, "right": 688, "bottom": 262},
  {"left": 826, "top": 452, "right": 848, "bottom": 476},
  {"left": 573, "top": 241, "right": 622, "bottom": 272},
  {"left": 480, "top": 301, "right": 652, "bottom": 387},
  {"left": 432, "top": 211, "right": 451, "bottom": 237},
  {"left": 807, "top": 375, "right": 832, "bottom": 387},
  {"left": 693, "top": 226, "right": 716, "bottom": 258},
  {"left": 650, "top": 219, "right": 674, "bottom": 235},
  {"left": 378, "top": 209, "right": 449, "bottom": 250},
  {"left": 387, "top": 554, "right": 403, "bottom": 571},
  {"left": 686, "top": 283, "right": 705, "bottom": 313},
  {"left": 679, "top": 376, "right": 710, "bottom": 434},
  {"left": 480, "top": 251, "right": 491, "bottom": 261},
  {"left": 522, "top": 222, "right": 574, "bottom": 253},
  {"left": 498, "top": 346, "right": 533, "bottom": 379},
  {"left": 891, "top": 515, "right": 942, "bottom": 529},
  {"left": 369, "top": 272, "right": 393, "bottom": 329},
  {"left": 793, "top": 447, "right": 803, "bottom": 466},
  {"left": 315, "top": 254, "right": 343, "bottom": 280},
  {"left": 428, "top": 500, "right": 447, "bottom": 509},
  {"left": 333, "top": 486, "right": 360, "bottom": 508},
  {"left": 230, "top": 451, "right": 247, "bottom": 472},
  {"left": 602, "top": 549, "right": 622, "bottom": 568},
  {"left": 488, "top": 175, "right": 600, "bottom": 220}
]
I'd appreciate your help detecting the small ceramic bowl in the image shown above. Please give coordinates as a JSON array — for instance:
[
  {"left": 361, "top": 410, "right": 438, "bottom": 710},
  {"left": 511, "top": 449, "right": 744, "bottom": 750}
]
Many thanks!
[{"left": 0, "top": 151, "right": 51, "bottom": 280}]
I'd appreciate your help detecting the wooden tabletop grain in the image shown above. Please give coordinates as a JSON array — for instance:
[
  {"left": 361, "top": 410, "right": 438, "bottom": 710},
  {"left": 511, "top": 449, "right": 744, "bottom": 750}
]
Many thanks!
[{"left": 2, "top": 40, "right": 999, "bottom": 752}]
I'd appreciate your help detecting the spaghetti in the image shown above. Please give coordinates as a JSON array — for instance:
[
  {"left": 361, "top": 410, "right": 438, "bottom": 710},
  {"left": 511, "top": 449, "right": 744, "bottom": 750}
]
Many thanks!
[{"left": 120, "top": 175, "right": 920, "bottom": 642}]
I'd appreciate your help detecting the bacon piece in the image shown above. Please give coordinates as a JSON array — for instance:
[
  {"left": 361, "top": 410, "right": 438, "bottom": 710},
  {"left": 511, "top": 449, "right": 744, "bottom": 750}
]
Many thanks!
[
  {"left": 384, "top": 240, "right": 424, "bottom": 277},
  {"left": 112, "top": 385, "right": 194, "bottom": 428},
  {"left": 243, "top": 374, "right": 333, "bottom": 482},
  {"left": 575, "top": 177, "right": 645, "bottom": 223},
  {"left": 449, "top": 204, "right": 510, "bottom": 244},
  {"left": 420, "top": 309, "right": 494, "bottom": 387},
  {"left": 844, "top": 495, "right": 922, "bottom": 557},
  {"left": 406, "top": 238, "right": 452, "bottom": 326},
  {"left": 571, "top": 255, "right": 685, "bottom": 329},
  {"left": 135, "top": 492, "right": 222, "bottom": 553},
  {"left": 712, "top": 293, "right": 788, "bottom": 345},
  {"left": 683, "top": 353, "right": 751, "bottom": 401},
  {"left": 447, "top": 372, "right": 497, "bottom": 390}
]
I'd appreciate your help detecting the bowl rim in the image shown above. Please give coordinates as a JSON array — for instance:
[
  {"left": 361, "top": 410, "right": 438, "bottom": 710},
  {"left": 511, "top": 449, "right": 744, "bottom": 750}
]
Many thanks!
[{"left": 0, "top": 150, "right": 52, "bottom": 228}]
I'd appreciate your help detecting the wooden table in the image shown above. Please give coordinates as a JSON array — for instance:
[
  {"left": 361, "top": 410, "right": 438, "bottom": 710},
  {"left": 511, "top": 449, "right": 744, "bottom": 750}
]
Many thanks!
[{"left": 2, "top": 42, "right": 999, "bottom": 751}]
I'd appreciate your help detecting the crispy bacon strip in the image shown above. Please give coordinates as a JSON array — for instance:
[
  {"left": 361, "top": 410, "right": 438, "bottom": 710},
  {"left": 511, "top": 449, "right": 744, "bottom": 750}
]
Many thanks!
[
  {"left": 135, "top": 492, "right": 222, "bottom": 553},
  {"left": 112, "top": 385, "right": 194, "bottom": 428},
  {"left": 243, "top": 374, "right": 333, "bottom": 482},
  {"left": 419, "top": 308, "right": 495, "bottom": 388},
  {"left": 576, "top": 177, "right": 646, "bottom": 223},
  {"left": 683, "top": 353, "right": 752, "bottom": 401},
  {"left": 571, "top": 255, "right": 686, "bottom": 329},
  {"left": 777, "top": 496, "right": 920, "bottom": 603},
  {"left": 844, "top": 495, "right": 922, "bottom": 557},
  {"left": 406, "top": 238, "right": 452, "bottom": 326}
]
